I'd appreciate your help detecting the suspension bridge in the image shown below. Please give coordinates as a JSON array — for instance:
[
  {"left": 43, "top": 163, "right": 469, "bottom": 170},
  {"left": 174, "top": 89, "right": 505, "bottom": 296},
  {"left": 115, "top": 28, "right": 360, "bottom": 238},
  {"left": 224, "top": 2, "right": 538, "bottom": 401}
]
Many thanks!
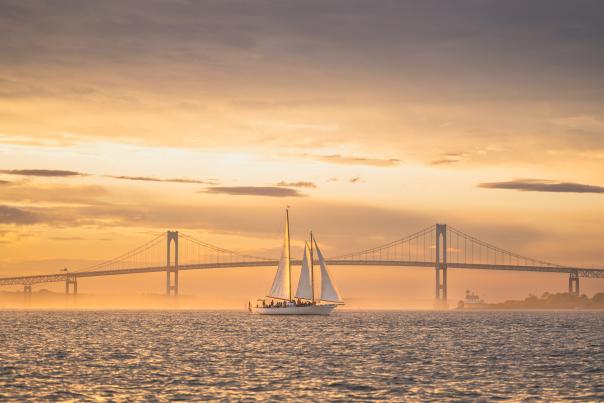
[{"left": 1, "top": 224, "right": 603, "bottom": 305}]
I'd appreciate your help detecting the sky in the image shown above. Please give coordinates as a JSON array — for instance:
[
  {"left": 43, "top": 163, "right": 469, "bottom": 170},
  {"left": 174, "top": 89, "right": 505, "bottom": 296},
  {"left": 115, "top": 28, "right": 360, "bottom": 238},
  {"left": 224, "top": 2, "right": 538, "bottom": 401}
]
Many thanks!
[{"left": 1, "top": 0, "right": 603, "bottom": 307}]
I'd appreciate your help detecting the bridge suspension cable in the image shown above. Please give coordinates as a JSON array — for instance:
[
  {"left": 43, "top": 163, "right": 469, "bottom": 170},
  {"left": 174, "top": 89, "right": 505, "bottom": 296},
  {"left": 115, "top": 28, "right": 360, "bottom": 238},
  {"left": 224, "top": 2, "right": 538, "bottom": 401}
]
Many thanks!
[
  {"left": 446, "top": 226, "right": 564, "bottom": 268},
  {"left": 72, "top": 232, "right": 274, "bottom": 275},
  {"left": 1, "top": 223, "right": 602, "bottom": 290},
  {"left": 74, "top": 232, "right": 167, "bottom": 273},
  {"left": 178, "top": 232, "right": 273, "bottom": 266},
  {"left": 330, "top": 224, "right": 437, "bottom": 263},
  {"left": 328, "top": 224, "right": 572, "bottom": 270}
]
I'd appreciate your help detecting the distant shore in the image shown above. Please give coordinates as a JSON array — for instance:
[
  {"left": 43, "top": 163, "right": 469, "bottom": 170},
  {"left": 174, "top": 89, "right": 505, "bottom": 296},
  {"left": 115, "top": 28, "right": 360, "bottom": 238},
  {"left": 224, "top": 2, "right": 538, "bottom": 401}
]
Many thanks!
[{"left": 457, "top": 292, "right": 604, "bottom": 310}]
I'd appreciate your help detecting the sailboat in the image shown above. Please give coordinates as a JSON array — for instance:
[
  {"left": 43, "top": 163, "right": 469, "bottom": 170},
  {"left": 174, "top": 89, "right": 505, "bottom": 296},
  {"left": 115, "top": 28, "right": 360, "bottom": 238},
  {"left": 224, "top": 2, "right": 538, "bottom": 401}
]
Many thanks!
[{"left": 250, "top": 209, "right": 343, "bottom": 315}]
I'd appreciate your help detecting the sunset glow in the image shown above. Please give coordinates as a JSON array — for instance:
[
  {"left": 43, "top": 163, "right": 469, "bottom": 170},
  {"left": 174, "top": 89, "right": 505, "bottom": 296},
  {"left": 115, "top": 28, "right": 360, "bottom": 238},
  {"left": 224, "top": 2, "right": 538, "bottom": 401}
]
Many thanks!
[{"left": 1, "top": 1, "right": 603, "bottom": 307}]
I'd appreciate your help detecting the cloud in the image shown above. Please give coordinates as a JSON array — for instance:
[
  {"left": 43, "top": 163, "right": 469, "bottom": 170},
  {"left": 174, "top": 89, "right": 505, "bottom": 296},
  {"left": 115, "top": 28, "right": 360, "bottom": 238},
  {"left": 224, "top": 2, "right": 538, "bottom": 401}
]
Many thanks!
[
  {"left": 0, "top": 183, "right": 108, "bottom": 205},
  {"left": 0, "top": 229, "right": 34, "bottom": 245},
  {"left": 0, "top": 180, "right": 10, "bottom": 185},
  {"left": 0, "top": 205, "right": 40, "bottom": 224},
  {"left": 107, "top": 175, "right": 216, "bottom": 184},
  {"left": 49, "top": 236, "right": 85, "bottom": 241},
  {"left": 1, "top": 0, "right": 603, "bottom": 163},
  {"left": 478, "top": 179, "right": 604, "bottom": 194},
  {"left": 429, "top": 153, "right": 466, "bottom": 165},
  {"left": 0, "top": 1, "right": 602, "bottom": 169},
  {"left": 0, "top": 169, "right": 85, "bottom": 177},
  {"left": 276, "top": 181, "right": 316, "bottom": 188},
  {"left": 0, "top": 171, "right": 216, "bottom": 185},
  {"left": 309, "top": 154, "right": 401, "bottom": 167},
  {"left": 203, "top": 186, "right": 304, "bottom": 198},
  {"left": 349, "top": 176, "right": 361, "bottom": 184},
  {"left": 232, "top": 97, "right": 343, "bottom": 110}
]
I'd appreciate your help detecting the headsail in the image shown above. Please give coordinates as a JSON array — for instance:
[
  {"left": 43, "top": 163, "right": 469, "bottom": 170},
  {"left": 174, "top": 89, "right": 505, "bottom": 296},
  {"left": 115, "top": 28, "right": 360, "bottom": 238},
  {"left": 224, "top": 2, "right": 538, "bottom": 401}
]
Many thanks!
[
  {"left": 267, "top": 212, "right": 291, "bottom": 300},
  {"left": 295, "top": 242, "right": 313, "bottom": 300},
  {"left": 313, "top": 238, "right": 343, "bottom": 303}
]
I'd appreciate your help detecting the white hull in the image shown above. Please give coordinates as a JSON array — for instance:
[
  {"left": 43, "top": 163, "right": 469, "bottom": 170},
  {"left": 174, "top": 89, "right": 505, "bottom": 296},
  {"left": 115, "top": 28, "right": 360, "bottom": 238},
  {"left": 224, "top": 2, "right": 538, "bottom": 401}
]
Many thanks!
[{"left": 251, "top": 304, "right": 338, "bottom": 315}]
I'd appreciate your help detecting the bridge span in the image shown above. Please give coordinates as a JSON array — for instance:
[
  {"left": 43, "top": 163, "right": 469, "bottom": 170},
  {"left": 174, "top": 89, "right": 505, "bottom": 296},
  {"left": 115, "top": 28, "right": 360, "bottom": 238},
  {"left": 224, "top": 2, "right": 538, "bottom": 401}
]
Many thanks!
[{"left": 1, "top": 224, "right": 603, "bottom": 304}]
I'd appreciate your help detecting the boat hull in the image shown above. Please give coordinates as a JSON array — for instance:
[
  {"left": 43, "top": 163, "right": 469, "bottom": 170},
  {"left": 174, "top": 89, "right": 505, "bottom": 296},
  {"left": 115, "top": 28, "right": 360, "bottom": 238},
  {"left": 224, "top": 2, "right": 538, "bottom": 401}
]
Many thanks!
[{"left": 251, "top": 304, "right": 338, "bottom": 315}]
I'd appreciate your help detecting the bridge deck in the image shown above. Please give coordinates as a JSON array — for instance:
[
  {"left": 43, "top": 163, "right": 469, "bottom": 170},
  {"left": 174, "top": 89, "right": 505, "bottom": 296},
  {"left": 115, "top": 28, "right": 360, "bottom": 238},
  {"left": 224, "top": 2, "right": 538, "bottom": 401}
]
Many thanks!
[{"left": 1, "top": 260, "right": 603, "bottom": 286}]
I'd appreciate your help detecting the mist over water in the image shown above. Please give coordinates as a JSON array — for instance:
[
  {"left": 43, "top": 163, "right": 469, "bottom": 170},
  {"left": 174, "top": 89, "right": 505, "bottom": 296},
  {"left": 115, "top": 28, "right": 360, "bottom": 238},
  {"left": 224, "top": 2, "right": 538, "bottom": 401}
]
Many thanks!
[{"left": 0, "top": 311, "right": 602, "bottom": 401}]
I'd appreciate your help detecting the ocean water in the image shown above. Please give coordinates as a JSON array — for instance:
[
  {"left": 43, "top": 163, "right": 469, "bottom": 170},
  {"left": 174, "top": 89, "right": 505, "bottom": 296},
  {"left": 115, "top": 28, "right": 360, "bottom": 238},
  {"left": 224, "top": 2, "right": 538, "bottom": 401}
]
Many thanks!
[{"left": 0, "top": 311, "right": 602, "bottom": 401}]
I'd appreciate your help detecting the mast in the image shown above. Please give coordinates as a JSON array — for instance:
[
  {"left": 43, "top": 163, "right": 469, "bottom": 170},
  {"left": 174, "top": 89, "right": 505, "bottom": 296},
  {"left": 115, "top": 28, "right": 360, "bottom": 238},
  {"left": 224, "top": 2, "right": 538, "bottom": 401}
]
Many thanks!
[
  {"left": 310, "top": 231, "right": 315, "bottom": 303},
  {"left": 266, "top": 209, "right": 294, "bottom": 301},
  {"left": 286, "top": 208, "right": 292, "bottom": 301}
]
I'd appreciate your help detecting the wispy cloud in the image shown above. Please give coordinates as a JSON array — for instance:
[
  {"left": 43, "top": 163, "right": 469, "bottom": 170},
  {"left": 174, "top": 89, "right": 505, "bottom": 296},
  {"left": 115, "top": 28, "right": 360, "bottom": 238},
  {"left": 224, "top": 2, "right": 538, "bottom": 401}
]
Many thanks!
[
  {"left": 429, "top": 153, "right": 466, "bottom": 166},
  {"left": 107, "top": 175, "right": 216, "bottom": 184},
  {"left": 0, "top": 205, "right": 40, "bottom": 224},
  {"left": 0, "top": 183, "right": 108, "bottom": 205},
  {"left": 0, "top": 170, "right": 216, "bottom": 184},
  {"left": 276, "top": 181, "right": 316, "bottom": 188},
  {"left": 478, "top": 179, "right": 604, "bottom": 194},
  {"left": 203, "top": 186, "right": 305, "bottom": 197},
  {"left": 0, "top": 169, "right": 85, "bottom": 177},
  {"left": 349, "top": 176, "right": 361, "bottom": 184},
  {"left": 0, "top": 180, "right": 10, "bottom": 185},
  {"left": 307, "top": 154, "right": 401, "bottom": 167},
  {"left": 49, "top": 236, "right": 85, "bottom": 241},
  {"left": 232, "top": 97, "right": 342, "bottom": 110}
]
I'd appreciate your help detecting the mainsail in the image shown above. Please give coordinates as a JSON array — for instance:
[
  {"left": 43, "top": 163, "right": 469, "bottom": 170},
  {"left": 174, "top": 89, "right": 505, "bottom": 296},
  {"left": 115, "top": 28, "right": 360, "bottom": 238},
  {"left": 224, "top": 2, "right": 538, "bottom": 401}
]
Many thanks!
[
  {"left": 267, "top": 212, "right": 291, "bottom": 300},
  {"left": 295, "top": 242, "right": 313, "bottom": 300},
  {"left": 313, "top": 238, "right": 343, "bottom": 303}
]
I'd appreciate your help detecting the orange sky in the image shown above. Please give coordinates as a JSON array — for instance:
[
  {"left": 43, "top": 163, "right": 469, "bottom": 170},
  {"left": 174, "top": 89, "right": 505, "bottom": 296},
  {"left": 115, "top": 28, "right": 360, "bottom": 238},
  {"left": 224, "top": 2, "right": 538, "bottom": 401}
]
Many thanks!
[{"left": 1, "top": 1, "right": 603, "bottom": 307}]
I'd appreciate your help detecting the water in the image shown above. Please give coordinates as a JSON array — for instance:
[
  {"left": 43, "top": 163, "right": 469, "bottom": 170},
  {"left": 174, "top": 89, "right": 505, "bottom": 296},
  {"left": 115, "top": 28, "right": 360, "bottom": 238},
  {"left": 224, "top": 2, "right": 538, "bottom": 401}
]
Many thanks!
[{"left": 0, "top": 311, "right": 602, "bottom": 401}]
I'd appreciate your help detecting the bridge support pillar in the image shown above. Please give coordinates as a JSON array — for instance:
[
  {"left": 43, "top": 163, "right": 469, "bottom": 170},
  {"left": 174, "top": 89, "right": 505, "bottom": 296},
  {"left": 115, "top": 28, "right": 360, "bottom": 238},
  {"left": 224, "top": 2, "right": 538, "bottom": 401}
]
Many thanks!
[
  {"left": 568, "top": 271, "right": 580, "bottom": 296},
  {"left": 65, "top": 275, "right": 77, "bottom": 295},
  {"left": 166, "top": 231, "right": 179, "bottom": 296},
  {"left": 435, "top": 224, "right": 448, "bottom": 308}
]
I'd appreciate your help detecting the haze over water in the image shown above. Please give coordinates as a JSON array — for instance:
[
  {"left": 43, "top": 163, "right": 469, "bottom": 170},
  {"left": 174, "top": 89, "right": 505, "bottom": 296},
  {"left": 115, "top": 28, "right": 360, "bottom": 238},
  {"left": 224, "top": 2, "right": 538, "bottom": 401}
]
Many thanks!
[{"left": 1, "top": 310, "right": 602, "bottom": 401}]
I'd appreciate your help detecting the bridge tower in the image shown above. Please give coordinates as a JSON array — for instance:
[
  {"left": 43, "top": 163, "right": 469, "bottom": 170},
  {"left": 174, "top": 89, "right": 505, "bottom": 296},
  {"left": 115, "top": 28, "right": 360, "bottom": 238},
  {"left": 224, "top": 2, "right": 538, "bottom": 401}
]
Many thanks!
[
  {"left": 65, "top": 274, "right": 77, "bottom": 294},
  {"left": 166, "top": 231, "right": 179, "bottom": 296},
  {"left": 568, "top": 270, "right": 580, "bottom": 295},
  {"left": 435, "top": 223, "right": 448, "bottom": 307}
]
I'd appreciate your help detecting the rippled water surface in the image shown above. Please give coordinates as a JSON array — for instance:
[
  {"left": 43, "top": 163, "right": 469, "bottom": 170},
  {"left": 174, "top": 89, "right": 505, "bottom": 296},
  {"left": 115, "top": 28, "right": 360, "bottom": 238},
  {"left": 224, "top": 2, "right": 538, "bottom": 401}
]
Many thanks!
[{"left": 0, "top": 311, "right": 603, "bottom": 401}]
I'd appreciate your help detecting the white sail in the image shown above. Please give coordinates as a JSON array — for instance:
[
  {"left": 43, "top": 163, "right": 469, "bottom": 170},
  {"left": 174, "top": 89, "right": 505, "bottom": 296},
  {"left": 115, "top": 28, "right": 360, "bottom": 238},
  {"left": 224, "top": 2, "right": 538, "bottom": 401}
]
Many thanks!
[
  {"left": 267, "top": 212, "right": 291, "bottom": 300},
  {"left": 313, "top": 238, "right": 343, "bottom": 303},
  {"left": 295, "top": 242, "right": 313, "bottom": 300}
]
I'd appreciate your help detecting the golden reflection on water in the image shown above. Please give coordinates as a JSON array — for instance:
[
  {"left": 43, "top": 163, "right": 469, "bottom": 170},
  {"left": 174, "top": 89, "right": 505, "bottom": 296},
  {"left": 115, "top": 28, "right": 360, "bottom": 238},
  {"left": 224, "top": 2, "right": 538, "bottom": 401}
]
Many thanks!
[{"left": 0, "top": 311, "right": 602, "bottom": 401}]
